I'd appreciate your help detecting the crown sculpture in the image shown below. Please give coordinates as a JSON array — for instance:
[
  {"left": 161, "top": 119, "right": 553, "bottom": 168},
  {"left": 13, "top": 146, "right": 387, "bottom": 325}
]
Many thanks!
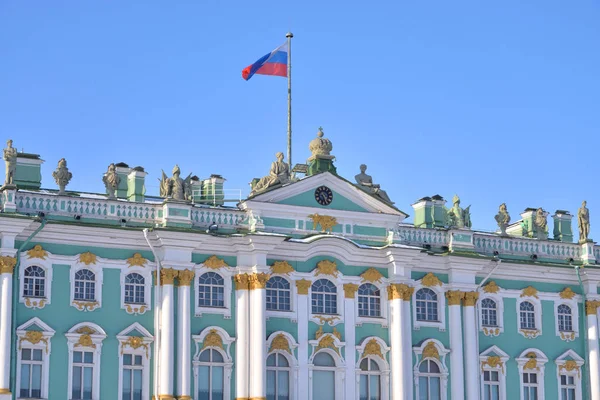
[{"left": 307, "top": 127, "right": 336, "bottom": 176}]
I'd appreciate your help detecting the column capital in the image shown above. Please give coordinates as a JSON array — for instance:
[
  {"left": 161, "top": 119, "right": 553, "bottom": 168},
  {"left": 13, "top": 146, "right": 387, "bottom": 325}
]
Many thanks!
[
  {"left": 586, "top": 300, "right": 600, "bottom": 315},
  {"left": 463, "top": 291, "right": 479, "bottom": 307},
  {"left": 343, "top": 283, "right": 359, "bottom": 298},
  {"left": 387, "top": 283, "right": 413, "bottom": 301},
  {"left": 177, "top": 269, "right": 195, "bottom": 286},
  {"left": 234, "top": 273, "right": 250, "bottom": 290},
  {"left": 248, "top": 273, "right": 270, "bottom": 290},
  {"left": 160, "top": 268, "right": 178, "bottom": 285},
  {"left": 0, "top": 256, "right": 16, "bottom": 274},
  {"left": 445, "top": 290, "right": 464, "bottom": 306},
  {"left": 296, "top": 279, "right": 311, "bottom": 295}
]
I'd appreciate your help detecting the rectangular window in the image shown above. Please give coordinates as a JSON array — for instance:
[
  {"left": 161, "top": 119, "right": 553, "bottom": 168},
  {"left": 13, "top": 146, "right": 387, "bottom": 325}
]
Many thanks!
[
  {"left": 72, "top": 351, "right": 94, "bottom": 400},
  {"left": 19, "top": 348, "right": 43, "bottom": 398},
  {"left": 74, "top": 281, "right": 96, "bottom": 301},
  {"left": 482, "top": 308, "right": 497, "bottom": 327},
  {"left": 560, "top": 374, "right": 576, "bottom": 400},
  {"left": 122, "top": 354, "right": 143, "bottom": 400},
  {"left": 483, "top": 370, "right": 500, "bottom": 400},
  {"left": 522, "top": 372, "right": 538, "bottom": 400}
]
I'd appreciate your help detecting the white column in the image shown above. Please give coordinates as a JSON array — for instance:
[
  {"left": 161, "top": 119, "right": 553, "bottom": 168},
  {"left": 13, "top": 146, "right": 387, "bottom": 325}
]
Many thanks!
[
  {"left": 446, "top": 291, "right": 465, "bottom": 400},
  {"left": 463, "top": 292, "right": 479, "bottom": 400},
  {"left": 177, "top": 270, "right": 194, "bottom": 400},
  {"left": 159, "top": 269, "right": 177, "bottom": 399},
  {"left": 234, "top": 274, "right": 249, "bottom": 400},
  {"left": 0, "top": 258, "right": 15, "bottom": 397},
  {"left": 248, "top": 273, "right": 269, "bottom": 400},
  {"left": 587, "top": 301, "right": 600, "bottom": 400},
  {"left": 343, "top": 284, "right": 357, "bottom": 400},
  {"left": 296, "top": 279, "right": 311, "bottom": 400},
  {"left": 402, "top": 288, "right": 414, "bottom": 400},
  {"left": 388, "top": 284, "right": 405, "bottom": 400}
]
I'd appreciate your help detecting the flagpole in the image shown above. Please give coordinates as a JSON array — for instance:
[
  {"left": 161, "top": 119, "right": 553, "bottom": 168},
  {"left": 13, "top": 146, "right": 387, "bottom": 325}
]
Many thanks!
[{"left": 286, "top": 32, "right": 293, "bottom": 172}]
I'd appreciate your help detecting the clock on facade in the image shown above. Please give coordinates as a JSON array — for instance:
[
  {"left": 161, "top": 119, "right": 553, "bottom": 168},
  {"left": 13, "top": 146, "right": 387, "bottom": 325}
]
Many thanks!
[{"left": 314, "top": 186, "right": 333, "bottom": 206}]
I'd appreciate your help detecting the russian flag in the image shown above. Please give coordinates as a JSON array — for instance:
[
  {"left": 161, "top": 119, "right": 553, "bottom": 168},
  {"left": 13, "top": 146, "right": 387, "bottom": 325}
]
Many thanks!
[{"left": 242, "top": 42, "right": 288, "bottom": 81}]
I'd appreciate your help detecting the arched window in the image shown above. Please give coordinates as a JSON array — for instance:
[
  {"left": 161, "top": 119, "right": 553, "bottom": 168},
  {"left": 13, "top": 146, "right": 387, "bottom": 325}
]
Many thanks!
[
  {"left": 358, "top": 284, "right": 381, "bottom": 317},
  {"left": 557, "top": 304, "right": 573, "bottom": 332},
  {"left": 520, "top": 301, "right": 536, "bottom": 330},
  {"left": 197, "top": 348, "right": 225, "bottom": 400},
  {"left": 266, "top": 353, "right": 290, "bottom": 400},
  {"left": 312, "top": 352, "right": 336, "bottom": 400},
  {"left": 198, "top": 272, "right": 225, "bottom": 308},
  {"left": 481, "top": 298, "right": 498, "bottom": 327},
  {"left": 74, "top": 269, "right": 96, "bottom": 301},
  {"left": 311, "top": 279, "right": 337, "bottom": 315},
  {"left": 416, "top": 288, "right": 438, "bottom": 322},
  {"left": 23, "top": 266, "right": 45, "bottom": 298},
  {"left": 359, "top": 357, "right": 381, "bottom": 400},
  {"left": 417, "top": 359, "right": 442, "bottom": 400},
  {"left": 124, "top": 273, "right": 145, "bottom": 304},
  {"left": 266, "top": 277, "right": 291, "bottom": 312}
]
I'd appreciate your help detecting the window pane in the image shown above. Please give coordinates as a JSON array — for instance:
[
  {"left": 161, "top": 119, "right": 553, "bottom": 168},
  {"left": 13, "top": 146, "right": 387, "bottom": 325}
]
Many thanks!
[
  {"left": 278, "top": 370, "right": 289, "bottom": 400},
  {"left": 20, "top": 364, "right": 30, "bottom": 397},
  {"left": 212, "top": 366, "right": 224, "bottom": 400},
  {"left": 360, "top": 375, "right": 368, "bottom": 400},
  {"left": 430, "top": 376, "right": 441, "bottom": 400},
  {"left": 32, "top": 364, "right": 42, "bottom": 392},
  {"left": 72, "top": 366, "right": 82, "bottom": 399},
  {"left": 369, "top": 374, "right": 380, "bottom": 400},
  {"left": 313, "top": 370, "right": 335, "bottom": 400},
  {"left": 133, "top": 369, "right": 143, "bottom": 400},
  {"left": 83, "top": 366, "right": 93, "bottom": 399},
  {"left": 418, "top": 377, "right": 428, "bottom": 400},
  {"left": 122, "top": 369, "right": 131, "bottom": 399},
  {"left": 267, "top": 370, "right": 276, "bottom": 398},
  {"left": 198, "top": 365, "right": 209, "bottom": 400}
]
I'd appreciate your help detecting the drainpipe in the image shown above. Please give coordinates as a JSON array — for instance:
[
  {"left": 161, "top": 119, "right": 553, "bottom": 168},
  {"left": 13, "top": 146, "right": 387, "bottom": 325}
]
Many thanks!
[
  {"left": 9, "top": 218, "right": 47, "bottom": 395},
  {"left": 575, "top": 264, "right": 591, "bottom": 400},
  {"left": 143, "top": 228, "right": 161, "bottom": 399}
]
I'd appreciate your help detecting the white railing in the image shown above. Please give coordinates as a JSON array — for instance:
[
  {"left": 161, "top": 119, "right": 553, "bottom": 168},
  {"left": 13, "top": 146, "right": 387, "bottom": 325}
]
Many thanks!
[{"left": 191, "top": 189, "right": 243, "bottom": 205}]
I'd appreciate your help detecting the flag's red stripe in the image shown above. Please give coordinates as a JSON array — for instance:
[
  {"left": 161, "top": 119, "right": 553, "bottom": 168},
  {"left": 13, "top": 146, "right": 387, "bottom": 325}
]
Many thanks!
[{"left": 255, "top": 63, "right": 287, "bottom": 77}]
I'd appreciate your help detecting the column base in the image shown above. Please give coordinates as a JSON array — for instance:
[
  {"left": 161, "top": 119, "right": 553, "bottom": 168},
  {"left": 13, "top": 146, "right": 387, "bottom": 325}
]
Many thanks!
[
  {"left": 153, "top": 395, "right": 176, "bottom": 400},
  {"left": 177, "top": 396, "right": 192, "bottom": 400},
  {"left": 0, "top": 391, "right": 12, "bottom": 400}
]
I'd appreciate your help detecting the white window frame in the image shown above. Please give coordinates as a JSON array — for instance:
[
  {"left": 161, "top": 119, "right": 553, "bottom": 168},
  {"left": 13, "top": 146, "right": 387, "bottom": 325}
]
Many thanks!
[
  {"left": 66, "top": 322, "right": 107, "bottom": 400},
  {"left": 413, "top": 339, "right": 449, "bottom": 400},
  {"left": 554, "top": 298, "right": 579, "bottom": 342},
  {"left": 19, "top": 257, "right": 53, "bottom": 310},
  {"left": 265, "top": 330, "right": 299, "bottom": 400},
  {"left": 70, "top": 262, "right": 103, "bottom": 311},
  {"left": 308, "top": 348, "right": 345, "bottom": 400},
  {"left": 479, "top": 345, "right": 509, "bottom": 400},
  {"left": 478, "top": 293, "right": 504, "bottom": 337},
  {"left": 309, "top": 276, "right": 343, "bottom": 326},
  {"left": 555, "top": 349, "right": 584, "bottom": 400},
  {"left": 194, "top": 266, "right": 232, "bottom": 319},
  {"left": 355, "top": 336, "right": 390, "bottom": 400},
  {"left": 16, "top": 317, "right": 55, "bottom": 400},
  {"left": 192, "top": 326, "right": 235, "bottom": 400},
  {"left": 117, "top": 323, "right": 154, "bottom": 400},
  {"left": 516, "top": 348, "right": 547, "bottom": 400},
  {"left": 120, "top": 266, "right": 152, "bottom": 315},
  {"left": 516, "top": 296, "right": 542, "bottom": 339},
  {"left": 356, "top": 281, "right": 388, "bottom": 326},
  {"left": 265, "top": 274, "right": 297, "bottom": 321},
  {"left": 412, "top": 283, "right": 446, "bottom": 331}
]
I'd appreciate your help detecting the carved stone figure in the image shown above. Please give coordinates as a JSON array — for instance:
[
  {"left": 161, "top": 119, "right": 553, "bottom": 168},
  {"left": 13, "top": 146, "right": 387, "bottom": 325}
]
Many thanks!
[
  {"left": 159, "top": 165, "right": 192, "bottom": 201},
  {"left": 534, "top": 208, "right": 548, "bottom": 240},
  {"left": 495, "top": 203, "right": 511, "bottom": 236},
  {"left": 3, "top": 139, "right": 17, "bottom": 187},
  {"left": 447, "top": 195, "right": 472, "bottom": 229},
  {"left": 250, "top": 152, "right": 290, "bottom": 196},
  {"left": 354, "top": 164, "right": 393, "bottom": 204},
  {"left": 102, "top": 163, "right": 121, "bottom": 199},
  {"left": 52, "top": 158, "right": 72, "bottom": 195},
  {"left": 309, "top": 127, "right": 333, "bottom": 160},
  {"left": 578, "top": 200, "right": 590, "bottom": 243}
]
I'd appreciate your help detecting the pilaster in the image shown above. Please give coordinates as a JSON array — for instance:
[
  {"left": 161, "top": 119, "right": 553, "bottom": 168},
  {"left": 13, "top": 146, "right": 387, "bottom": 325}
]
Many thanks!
[
  {"left": 446, "top": 290, "right": 465, "bottom": 400},
  {"left": 296, "top": 279, "right": 310, "bottom": 400},
  {"left": 586, "top": 300, "right": 600, "bottom": 400},
  {"left": 234, "top": 273, "right": 250, "bottom": 400},
  {"left": 159, "top": 268, "right": 178, "bottom": 399},
  {"left": 463, "top": 291, "right": 479, "bottom": 400},
  {"left": 343, "top": 283, "right": 358, "bottom": 400},
  {"left": 248, "top": 273, "right": 269, "bottom": 400},
  {"left": 0, "top": 256, "right": 15, "bottom": 396},
  {"left": 387, "top": 283, "right": 412, "bottom": 400},
  {"left": 177, "top": 269, "right": 194, "bottom": 400}
]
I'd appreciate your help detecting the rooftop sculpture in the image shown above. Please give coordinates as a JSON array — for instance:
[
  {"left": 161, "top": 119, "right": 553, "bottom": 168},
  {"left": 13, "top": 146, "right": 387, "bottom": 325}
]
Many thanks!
[
  {"left": 495, "top": 203, "right": 511, "bottom": 236},
  {"left": 249, "top": 152, "right": 290, "bottom": 197},
  {"left": 354, "top": 164, "right": 393, "bottom": 204},
  {"left": 3, "top": 139, "right": 17, "bottom": 187},
  {"left": 159, "top": 165, "right": 193, "bottom": 201},
  {"left": 534, "top": 208, "right": 548, "bottom": 240},
  {"left": 578, "top": 200, "right": 590, "bottom": 243},
  {"left": 447, "top": 195, "right": 471, "bottom": 229},
  {"left": 102, "top": 163, "right": 121, "bottom": 200},
  {"left": 52, "top": 158, "right": 72, "bottom": 195}
]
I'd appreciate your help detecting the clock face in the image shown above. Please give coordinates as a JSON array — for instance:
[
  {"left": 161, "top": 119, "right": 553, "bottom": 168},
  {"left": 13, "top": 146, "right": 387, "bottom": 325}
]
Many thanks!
[{"left": 314, "top": 186, "right": 333, "bottom": 206}]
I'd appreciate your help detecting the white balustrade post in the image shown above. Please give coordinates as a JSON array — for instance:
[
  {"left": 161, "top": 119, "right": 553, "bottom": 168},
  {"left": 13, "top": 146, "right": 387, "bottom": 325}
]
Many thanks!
[
  {"left": 296, "top": 279, "right": 311, "bottom": 400},
  {"left": 0, "top": 257, "right": 15, "bottom": 398},
  {"left": 234, "top": 274, "right": 250, "bottom": 400},
  {"left": 248, "top": 273, "right": 269, "bottom": 400},
  {"left": 446, "top": 290, "right": 465, "bottom": 400},
  {"left": 177, "top": 270, "right": 194, "bottom": 400},
  {"left": 463, "top": 291, "right": 479, "bottom": 400},
  {"left": 388, "top": 284, "right": 406, "bottom": 400},
  {"left": 587, "top": 301, "right": 600, "bottom": 400},
  {"left": 159, "top": 269, "right": 177, "bottom": 399},
  {"left": 343, "top": 284, "right": 358, "bottom": 400}
]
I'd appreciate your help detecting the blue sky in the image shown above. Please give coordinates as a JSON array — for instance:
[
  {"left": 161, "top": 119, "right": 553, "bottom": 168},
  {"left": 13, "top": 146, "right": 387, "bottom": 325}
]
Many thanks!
[{"left": 1, "top": 1, "right": 599, "bottom": 235}]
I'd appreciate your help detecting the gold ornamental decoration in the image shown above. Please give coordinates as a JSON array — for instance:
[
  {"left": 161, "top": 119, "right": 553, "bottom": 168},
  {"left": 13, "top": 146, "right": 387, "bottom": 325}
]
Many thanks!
[
  {"left": 271, "top": 261, "right": 294, "bottom": 275},
  {"left": 315, "top": 315, "right": 339, "bottom": 325},
  {"left": 421, "top": 273, "right": 442, "bottom": 287},
  {"left": 202, "top": 329, "right": 224, "bottom": 350},
  {"left": 520, "top": 329, "right": 540, "bottom": 339},
  {"left": 559, "top": 360, "right": 581, "bottom": 378},
  {"left": 125, "top": 304, "right": 147, "bottom": 315},
  {"left": 234, "top": 274, "right": 250, "bottom": 290},
  {"left": 332, "top": 327, "right": 342, "bottom": 340},
  {"left": 387, "top": 284, "right": 413, "bottom": 301},
  {"left": 560, "top": 332, "right": 576, "bottom": 342},
  {"left": 72, "top": 300, "right": 99, "bottom": 312},
  {"left": 463, "top": 291, "right": 479, "bottom": 307},
  {"left": 316, "top": 334, "right": 339, "bottom": 355},
  {"left": 559, "top": 287, "right": 576, "bottom": 300},
  {"left": 19, "top": 331, "right": 49, "bottom": 353},
  {"left": 481, "top": 356, "right": 504, "bottom": 373},
  {"left": 315, "top": 260, "right": 338, "bottom": 277},
  {"left": 76, "top": 334, "right": 96, "bottom": 349},
  {"left": 586, "top": 300, "right": 600, "bottom": 315},
  {"left": 78, "top": 252, "right": 97, "bottom": 265},
  {"left": 315, "top": 326, "right": 324, "bottom": 339},
  {"left": 178, "top": 269, "right": 195, "bottom": 286},
  {"left": 25, "top": 298, "right": 46, "bottom": 309},
  {"left": 27, "top": 244, "right": 48, "bottom": 260},
  {"left": 401, "top": 285, "right": 415, "bottom": 301},
  {"left": 482, "top": 281, "right": 500, "bottom": 294},
  {"left": 361, "top": 268, "right": 384, "bottom": 283},
  {"left": 521, "top": 286, "right": 539, "bottom": 299},
  {"left": 483, "top": 327, "right": 501, "bottom": 337},
  {"left": 269, "top": 334, "right": 291, "bottom": 354},
  {"left": 343, "top": 283, "right": 359, "bottom": 298},
  {"left": 295, "top": 279, "right": 311, "bottom": 295},
  {"left": 0, "top": 256, "right": 17, "bottom": 274},
  {"left": 308, "top": 214, "right": 338, "bottom": 233},
  {"left": 445, "top": 290, "right": 464, "bottom": 306},
  {"left": 203, "top": 255, "right": 228, "bottom": 270},
  {"left": 248, "top": 273, "right": 270, "bottom": 290},
  {"left": 126, "top": 253, "right": 147, "bottom": 267},
  {"left": 363, "top": 338, "right": 383, "bottom": 359},
  {"left": 422, "top": 341, "right": 439, "bottom": 360},
  {"left": 121, "top": 336, "right": 150, "bottom": 358},
  {"left": 160, "top": 268, "right": 178, "bottom": 285},
  {"left": 75, "top": 326, "right": 96, "bottom": 335},
  {"left": 523, "top": 352, "right": 538, "bottom": 371}
]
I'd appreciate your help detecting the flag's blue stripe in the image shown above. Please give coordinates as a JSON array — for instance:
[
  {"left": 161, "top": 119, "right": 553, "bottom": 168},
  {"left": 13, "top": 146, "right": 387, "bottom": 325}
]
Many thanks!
[
  {"left": 266, "top": 51, "right": 287, "bottom": 64},
  {"left": 247, "top": 52, "right": 272, "bottom": 79}
]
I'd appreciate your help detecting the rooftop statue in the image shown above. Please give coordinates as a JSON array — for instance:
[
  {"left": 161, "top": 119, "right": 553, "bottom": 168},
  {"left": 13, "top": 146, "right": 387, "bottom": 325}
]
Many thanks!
[
  {"left": 250, "top": 152, "right": 290, "bottom": 197},
  {"left": 578, "top": 200, "right": 590, "bottom": 243},
  {"left": 102, "top": 163, "right": 121, "bottom": 200},
  {"left": 495, "top": 203, "right": 511, "bottom": 236},
  {"left": 309, "top": 127, "right": 333, "bottom": 160},
  {"left": 3, "top": 139, "right": 17, "bottom": 187},
  {"left": 52, "top": 158, "right": 72, "bottom": 195},
  {"left": 159, "top": 165, "right": 192, "bottom": 201},
  {"left": 447, "top": 195, "right": 471, "bottom": 229},
  {"left": 354, "top": 164, "right": 393, "bottom": 204},
  {"left": 534, "top": 207, "right": 548, "bottom": 240}
]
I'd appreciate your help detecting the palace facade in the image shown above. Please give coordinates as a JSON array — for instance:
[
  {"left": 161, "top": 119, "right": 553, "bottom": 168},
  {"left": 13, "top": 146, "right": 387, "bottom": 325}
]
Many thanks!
[{"left": 0, "top": 132, "right": 599, "bottom": 400}]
